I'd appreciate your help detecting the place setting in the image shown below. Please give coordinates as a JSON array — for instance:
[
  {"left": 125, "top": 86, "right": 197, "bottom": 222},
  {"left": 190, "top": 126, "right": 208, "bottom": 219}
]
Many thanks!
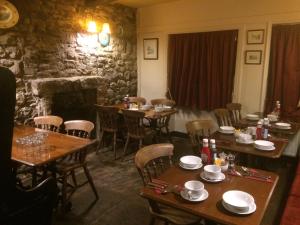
[
  {"left": 200, "top": 165, "right": 226, "bottom": 183},
  {"left": 222, "top": 190, "right": 256, "bottom": 215},
  {"left": 254, "top": 140, "right": 275, "bottom": 151},
  {"left": 180, "top": 180, "right": 209, "bottom": 202},
  {"left": 179, "top": 155, "right": 203, "bottom": 170}
]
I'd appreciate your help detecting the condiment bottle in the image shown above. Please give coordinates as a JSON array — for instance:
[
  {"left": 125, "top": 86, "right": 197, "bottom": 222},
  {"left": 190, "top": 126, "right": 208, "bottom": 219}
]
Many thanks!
[
  {"left": 123, "top": 94, "right": 129, "bottom": 109},
  {"left": 256, "top": 121, "right": 263, "bottom": 140},
  {"left": 200, "top": 138, "right": 211, "bottom": 164},
  {"left": 210, "top": 139, "right": 217, "bottom": 164},
  {"left": 263, "top": 118, "right": 269, "bottom": 139}
]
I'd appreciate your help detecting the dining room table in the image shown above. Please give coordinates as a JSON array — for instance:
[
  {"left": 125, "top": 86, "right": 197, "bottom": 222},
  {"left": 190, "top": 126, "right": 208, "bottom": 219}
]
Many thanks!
[
  {"left": 140, "top": 165, "right": 278, "bottom": 225},
  {"left": 12, "top": 125, "right": 98, "bottom": 185}
]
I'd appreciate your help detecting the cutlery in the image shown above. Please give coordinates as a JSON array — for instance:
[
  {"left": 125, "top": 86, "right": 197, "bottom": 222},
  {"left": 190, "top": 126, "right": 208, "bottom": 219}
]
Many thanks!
[{"left": 241, "top": 167, "right": 271, "bottom": 180}]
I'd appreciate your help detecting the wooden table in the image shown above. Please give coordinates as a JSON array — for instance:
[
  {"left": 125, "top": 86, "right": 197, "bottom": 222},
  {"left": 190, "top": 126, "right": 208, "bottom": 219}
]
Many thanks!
[
  {"left": 212, "top": 132, "right": 288, "bottom": 158},
  {"left": 12, "top": 125, "right": 97, "bottom": 167},
  {"left": 140, "top": 165, "right": 278, "bottom": 225}
]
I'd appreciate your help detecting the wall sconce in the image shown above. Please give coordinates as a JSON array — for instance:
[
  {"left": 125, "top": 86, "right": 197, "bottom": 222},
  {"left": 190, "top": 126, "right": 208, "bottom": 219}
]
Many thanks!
[
  {"left": 99, "top": 23, "right": 111, "bottom": 47},
  {"left": 87, "top": 20, "right": 98, "bottom": 33}
]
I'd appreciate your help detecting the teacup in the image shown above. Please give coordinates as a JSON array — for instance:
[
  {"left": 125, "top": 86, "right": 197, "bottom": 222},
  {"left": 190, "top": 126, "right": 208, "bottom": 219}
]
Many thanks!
[
  {"left": 184, "top": 180, "right": 204, "bottom": 199},
  {"left": 204, "top": 165, "right": 221, "bottom": 180}
]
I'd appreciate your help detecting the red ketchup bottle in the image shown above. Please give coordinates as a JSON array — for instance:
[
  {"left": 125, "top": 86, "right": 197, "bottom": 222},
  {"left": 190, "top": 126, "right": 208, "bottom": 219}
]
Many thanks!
[
  {"left": 256, "top": 121, "right": 263, "bottom": 140},
  {"left": 200, "top": 138, "right": 212, "bottom": 164}
]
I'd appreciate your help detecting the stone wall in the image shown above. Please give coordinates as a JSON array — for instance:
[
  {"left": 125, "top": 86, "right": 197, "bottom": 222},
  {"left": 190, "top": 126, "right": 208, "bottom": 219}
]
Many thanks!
[{"left": 0, "top": 0, "right": 137, "bottom": 123}]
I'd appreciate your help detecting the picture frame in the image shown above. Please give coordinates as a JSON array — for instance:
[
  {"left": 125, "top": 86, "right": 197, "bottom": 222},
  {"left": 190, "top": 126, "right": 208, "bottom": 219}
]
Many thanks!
[
  {"left": 245, "top": 50, "right": 262, "bottom": 65},
  {"left": 143, "top": 38, "right": 158, "bottom": 60},
  {"left": 247, "top": 29, "right": 264, "bottom": 44}
]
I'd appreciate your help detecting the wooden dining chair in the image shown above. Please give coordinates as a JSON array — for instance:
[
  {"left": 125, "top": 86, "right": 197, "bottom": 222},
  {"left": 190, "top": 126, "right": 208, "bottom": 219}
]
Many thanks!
[
  {"left": 128, "top": 96, "right": 147, "bottom": 105},
  {"left": 214, "top": 108, "right": 233, "bottom": 126},
  {"left": 56, "top": 120, "right": 98, "bottom": 211},
  {"left": 185, "top": 119, "right": 214, "bottom": 150},
  {"left": 135, "top": 143, "right": 201, "bottom": 225},
  {"left": 226, "top": 103, "right": 242, "bottom": 125},
  {"left": 95, "top": 105, "right": 120, "bottom": 159},
  {"left": 122, "top": 109, "right": 155, "bottom": 159},
  {"left": 33, "top": 115, "right": 63, "bottom": 132},
  {"left": 150, "top": 98, "right": 176, "bottom": 142}
]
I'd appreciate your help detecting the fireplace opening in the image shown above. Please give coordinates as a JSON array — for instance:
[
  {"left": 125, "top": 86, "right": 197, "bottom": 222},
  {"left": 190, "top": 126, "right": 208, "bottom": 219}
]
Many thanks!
[{"left": 51, "top": 89, "right": 97, "bottom": 136}]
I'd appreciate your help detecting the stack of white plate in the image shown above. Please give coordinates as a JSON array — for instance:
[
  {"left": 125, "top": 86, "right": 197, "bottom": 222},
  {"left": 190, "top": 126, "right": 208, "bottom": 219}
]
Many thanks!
[
  {"left": 254, "top": 140, "right": 275, "bottom": 151},
  {"left": 246, "top": 114, "right": 260, "bottom": 121},
  {"left": 179, "top": 155, "right": 202, "bottom": 170},
  {"left": 222, "top": 190, "right": 256, "bottom": 214},
  {"left": 219, "top": 126, "right": 235, "bottom": 134},
  {"left": 275, "top": 122, "right": 291, "bottom": 130}
]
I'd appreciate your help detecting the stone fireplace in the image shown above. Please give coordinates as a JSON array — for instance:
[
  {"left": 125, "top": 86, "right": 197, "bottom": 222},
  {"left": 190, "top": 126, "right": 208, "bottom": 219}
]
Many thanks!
[{"left": 31, "top": 76, "right": 102, "bottom": 124}]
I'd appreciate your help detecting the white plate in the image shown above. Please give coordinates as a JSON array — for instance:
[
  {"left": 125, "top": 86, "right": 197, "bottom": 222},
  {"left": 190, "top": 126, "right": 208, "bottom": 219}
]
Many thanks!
[
  {"left": 219, "top": 130, "right": 234, "bottom": 134},
  {"left": 179, "top": 162, "right": 203, "bottom": 170},
  {"left": 200, "top": 172, "right": 225, "bottom": 183},
  {"left": 275, "top": 125, "right": 291, "bottom": 130},
  {"left": 180, "top": 189, "right": 209, "bottom": 202},
  {"left": 236, "top": 139, "right": 254, "bottom": 144},
  {"left": 255, "top": 145, "right": 275, "bottom": 151},
  {"left": 254, "top": 140, "right": 274, "bottom": 148},
  {"left": 220, "top": 126, "right": 235, "bottom": 131},
  {"left": 222, "top": 190, "right": 254, "bottom": 212},
  {"left": 275, "top": 122, "right": 291, "bottom": 127},
  {"left": 222, "top": 200, "right": 256, "bottom": 215}
]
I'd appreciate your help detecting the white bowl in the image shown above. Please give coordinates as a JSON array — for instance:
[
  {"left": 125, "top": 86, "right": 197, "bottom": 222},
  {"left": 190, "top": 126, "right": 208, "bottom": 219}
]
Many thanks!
[
  {"left": 222, "top": 190, "right": 254, "bottom": 212},
  {"left": 220, "top": 126, "right": 235, "bottom": 131},
  {"left": 246, "top": 114, "right": 259, "bottom": 120},
  {"left": 204, "top": 165, "right": 221, "bottom": 179},
  {"left": 141, "top": 105, "right": 152, "bottom": 110},
  {"left": 180, "top": 156, "right": 202, "bottom": 168},
  {"left": 254, "top": 140, "right": 274, "bottom": 150},
  {"left": 275, "top": 122, "right": 291, "bottom": 128}
]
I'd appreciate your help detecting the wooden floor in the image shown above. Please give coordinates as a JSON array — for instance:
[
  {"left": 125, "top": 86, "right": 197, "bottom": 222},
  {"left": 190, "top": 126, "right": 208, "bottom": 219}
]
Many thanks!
[{"left": 52, "top": 136, "right": 297, "bottom": 225}]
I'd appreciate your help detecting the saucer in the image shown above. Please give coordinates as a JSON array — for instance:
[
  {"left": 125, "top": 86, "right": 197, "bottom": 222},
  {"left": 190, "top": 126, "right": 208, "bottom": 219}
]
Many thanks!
[
  {"left": 255, "top": 146, "right": 275, "bottom": 151},
  {"left": 222, "top": 200, "right": 256, "bottom": 215},
  {"left": 200, "top": 172, "right": 225, "bottom": 182},
  {"left": 275, "top": 126, "right": 291, "bottom": 130},
  {"left": 180, "top": 189, "right": 209, "bottom": 202},
  {"left": 179, "top": 162, "right": 203, "bottom": 170},
  {"left": 236, "top": 139, "right": 254, "bottom": 144}
]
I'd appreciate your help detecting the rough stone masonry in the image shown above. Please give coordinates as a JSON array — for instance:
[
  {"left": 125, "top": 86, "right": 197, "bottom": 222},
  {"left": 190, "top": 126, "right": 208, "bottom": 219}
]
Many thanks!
[{"left": 0, "top": 0, "right": 137, "bottom": 123}]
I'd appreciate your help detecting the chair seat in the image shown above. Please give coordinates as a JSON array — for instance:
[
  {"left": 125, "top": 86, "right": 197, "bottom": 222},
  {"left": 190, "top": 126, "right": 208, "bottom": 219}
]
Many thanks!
[
  {"left": 55, "top": 160, "right": 86, "bottom": 173},
  {"left": 150, "top": 204, "right": 200, "bottom": 225}
]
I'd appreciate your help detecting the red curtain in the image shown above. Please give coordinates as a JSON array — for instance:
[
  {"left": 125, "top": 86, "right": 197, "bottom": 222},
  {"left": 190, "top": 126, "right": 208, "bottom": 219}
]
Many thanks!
[
  {"left": 265, "top": 24, "right": 300, "bottom": 117},
  {"left": 168, "top": 30, "right": 238, "bottom": 110}
]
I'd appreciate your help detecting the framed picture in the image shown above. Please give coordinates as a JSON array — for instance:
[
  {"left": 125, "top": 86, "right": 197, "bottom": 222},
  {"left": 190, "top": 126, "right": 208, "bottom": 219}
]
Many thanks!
[
  {"left": 245, "top": 50, "right": 262, "bottom": 64},
  {"left": 247, "top": 30, "right": 264, "bottom": 44},
  {"left": 143, "top": 38, "right": 158, "bottom": 60}
]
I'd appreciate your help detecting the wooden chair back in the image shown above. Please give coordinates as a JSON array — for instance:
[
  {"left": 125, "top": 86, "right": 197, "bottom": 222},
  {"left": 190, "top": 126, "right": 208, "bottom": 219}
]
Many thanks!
[
  {"left": 185, "top": 119, "right": 214, "bottom": 147},
  {"left": 135, "top": 143, "right": 173, "bottom": 186},
  {"left": 226, "top": 103, "right": 242, "bottom": 124},
  {"left": 150, "top": 98, "right": 176, "bottom": 107},
  {"left": 34, "top": 115, "right": 63, "bottom": 132},
  {"left": 122, "top": 109, "right": 146, "bottom": 139},
  {"left": 128, "top": 96, "right": 146, "bottom": 105},
  {"left": 64, "top": 120, "right": 94, "bottom": 138},
  {"left": 214, "top": 108, "right": 232, "bottom": 126},
  {"left": 95, "top": 105, "right": 119, "bottom": 132}
]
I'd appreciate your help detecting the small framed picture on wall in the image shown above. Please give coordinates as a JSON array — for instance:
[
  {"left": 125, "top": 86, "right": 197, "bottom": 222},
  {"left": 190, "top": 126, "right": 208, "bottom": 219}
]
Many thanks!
[
  {"left": 245, "top": 50, "right": 262, "bottom": 65},
  {"left": 143, "top": 38, "right": 158, "bottom": 60},
  {"left": 247, "top": 29, "right": 264, "bottom": 44}
]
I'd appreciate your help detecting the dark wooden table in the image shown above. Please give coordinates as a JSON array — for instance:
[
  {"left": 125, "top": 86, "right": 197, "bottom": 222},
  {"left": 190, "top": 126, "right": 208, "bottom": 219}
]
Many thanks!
[
  {"left": 140, "top": 165, "right": 278, "bottom": 225},
  {"left": 211, "top": 131, "right": 288, "bottom": 158},
  {"left": 12, "top": 125, "right": 97, "bottom": 167}
]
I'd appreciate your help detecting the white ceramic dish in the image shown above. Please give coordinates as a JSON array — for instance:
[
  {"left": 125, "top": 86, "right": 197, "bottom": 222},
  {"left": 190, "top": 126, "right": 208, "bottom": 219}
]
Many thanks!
[
  {"left": 200, "top": 172, "right": 225, "bottom": 183},
  {"left": 141, "top": 105, "right": 152, "bottom": 110},
  {"left": 180, "top": 156, "right": 202, "bottom": 168},
  {"left": 275, "top": 122, "right": 291, "bottom": 128},
  {"left": 254, "top": 140, "right": 274, "bottom": 149},
  {"left": 246, "top": 114, "right": 260, "bottom": 121},
  {"left": 222, "top": 190, "right": 254, "bottom": 212},
  {"left": 220, "top": 126, "right": 235, "bottom": 131},
  {"left": 255, "top": 145, "right": 276, "bottom": 151},
  {"left": 222, "top": 200, "right": 256, "bottom": 215},
  {"left": 236, "top": 139, "right": 254, "bottom": 144},
  {"left": 219, "top": 129, "right": 234, "bottom": 134},
  {"left": 180, "top": 189, "right": 208, "bottom": 202},
  {"left": 179, "top": 162, "right": 203, "bottom": 170},
  {"left": 203, "top": 165, "right": 221, "bottom": 179}
]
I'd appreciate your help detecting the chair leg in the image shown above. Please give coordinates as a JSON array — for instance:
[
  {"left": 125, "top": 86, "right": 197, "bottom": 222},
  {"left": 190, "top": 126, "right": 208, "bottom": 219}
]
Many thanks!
[
  {"left": 139, "top": 139, "right": 143, "bottom": 149},
  {"left": 61, "top": 174, "right": 68, "bottom": 212},
  {"left": 113, "top": 132, "right": 117, "bottom": 160},
  {"left": 123, "top": 135, "right": 130, "bottom": 159},
  {"left": 96, "top": 130, "right": 104, "bottom": 154},
  {"left": 165, "top": 126, "right": 172, "bottom": 143},
  {"left": 83, "top": 165, "right": 99, "bottom": 200},
  {"left": 71, "top": 171, "right": 77, "bottom": 187}
]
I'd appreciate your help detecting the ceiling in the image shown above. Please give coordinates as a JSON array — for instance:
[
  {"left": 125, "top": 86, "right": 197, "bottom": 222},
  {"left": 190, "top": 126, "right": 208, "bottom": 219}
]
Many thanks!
[{"left": 113, "top": 0, "right": 178, "bottom": 8}]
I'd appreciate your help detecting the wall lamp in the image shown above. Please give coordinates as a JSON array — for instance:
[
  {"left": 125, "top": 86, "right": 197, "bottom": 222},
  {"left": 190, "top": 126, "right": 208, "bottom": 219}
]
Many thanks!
[{"left": 86, "top": 21, "right": 111, "bottom": 47}]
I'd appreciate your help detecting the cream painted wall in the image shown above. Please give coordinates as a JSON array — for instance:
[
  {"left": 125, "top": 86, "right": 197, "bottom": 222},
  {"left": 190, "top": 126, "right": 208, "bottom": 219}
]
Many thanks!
[{"left": 137, "top": 0, "right": 300, "bottom": 132}]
